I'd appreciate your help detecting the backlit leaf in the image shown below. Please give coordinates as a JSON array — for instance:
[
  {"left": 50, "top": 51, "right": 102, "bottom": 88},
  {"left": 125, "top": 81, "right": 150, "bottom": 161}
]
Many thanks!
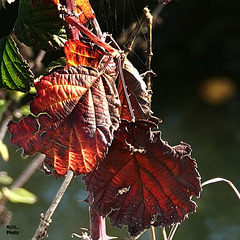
[
  {"left": 52, "top": 0, "right": 95, "bottom": 24},
  {"left": 85, "top": 121, "right": 201, "bottom": 236},
  {"left": 0, "top": 36, "right": 34, "bottom": 92},
  {"left": 9, "top": 63, "right": 120, "bottom": 176},
  {"left": 64, "top": 39, "right": 104, "bottom": 68},
  {"left": 118, "top": 59, "right": 152, "bottom": 121},
  {"left": 14, "top": 0, "right": 67, "bottom": 51},
  {"left": 74, "top": 0, "right": 95, "bottom": 24}
]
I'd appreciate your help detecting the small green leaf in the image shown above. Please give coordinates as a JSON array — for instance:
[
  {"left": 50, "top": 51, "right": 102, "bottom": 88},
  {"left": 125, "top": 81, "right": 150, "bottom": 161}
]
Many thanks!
[
  {"left": 0, "top": 99, "right": 8, "bottom": 114},
  {"left": 14, "top": 0, "right": 67, "bottom": 51},
  {"left": 0, "top": 172, "right": 13, "bottom": 185},
  {"left": 0, "top": 36, "right": 34, "bottom": 92},
  {"left": 0, "top": 141, "right": 9, "bottom": 161},
  {"left": 2, "top": 187, "right": 37, "bottom": 204}
]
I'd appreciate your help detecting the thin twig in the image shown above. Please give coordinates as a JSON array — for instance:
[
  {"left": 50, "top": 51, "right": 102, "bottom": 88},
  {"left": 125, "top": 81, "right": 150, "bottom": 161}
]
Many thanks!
[
  {"left": 168, "top": 224, "right": 180, "bottom": 240},
  {"left": 0, "top": 115, "right": 12, "bottom": 141},
  {"left": 144, "top": 7, "right": 154, "bottom": 106},
  {"left": 11, "top": 154, "right": 45, "bottom": 189},
  {"left": 120, "top": 1, "right": 167, "bottom": 56},
  {"left": 32, "top": 170, "right": 74, "bottom": 240},
  {"left": 202, "top": 177, "right": 240, "bottom": 200},
  {"left": 162, "top": 227, "right": 168, "bottom": 240}
]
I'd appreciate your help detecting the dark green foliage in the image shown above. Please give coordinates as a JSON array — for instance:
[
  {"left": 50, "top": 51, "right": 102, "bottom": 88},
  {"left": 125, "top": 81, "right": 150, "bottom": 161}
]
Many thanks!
[
  {"left": 14, "top": 0, "right": 67, "bottom": 51},
  {"left": 0, "top": 36, "right": 34, "bottom": 91}
]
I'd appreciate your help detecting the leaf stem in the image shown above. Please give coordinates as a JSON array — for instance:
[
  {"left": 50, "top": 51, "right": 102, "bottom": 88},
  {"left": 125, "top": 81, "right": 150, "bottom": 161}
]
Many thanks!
[
  {"left": 168, "top": 224, "right": 180, "bottom": 240},
  {"left": 150, "top": 226, "right": 156, "bottom": 240},
  {"left": 162, "top": 228, "right": 167, "bottom": 240},
  {"left": 32, "top": 170, "right": 74, "bottom": 240},
  {"left": 88, "top": 194, "right": 116, "bottom": 240}
]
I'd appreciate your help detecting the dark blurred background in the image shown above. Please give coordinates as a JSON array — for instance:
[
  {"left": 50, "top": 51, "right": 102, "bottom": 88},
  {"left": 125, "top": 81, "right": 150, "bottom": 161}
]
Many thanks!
[{"left": 0, "top": 0, "right": 240, "bottom": 239}]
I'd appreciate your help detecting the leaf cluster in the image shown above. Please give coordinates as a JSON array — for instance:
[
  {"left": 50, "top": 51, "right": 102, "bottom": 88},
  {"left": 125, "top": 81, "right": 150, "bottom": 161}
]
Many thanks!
[{"left": 1, "top": 0, "right": 202, "bottom": 238}]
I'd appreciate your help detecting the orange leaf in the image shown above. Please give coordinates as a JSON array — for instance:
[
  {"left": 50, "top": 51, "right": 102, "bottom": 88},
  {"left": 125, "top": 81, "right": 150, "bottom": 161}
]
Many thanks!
[
  {"left": 75, "top": 0, "right": 95, "bottom": 24},
  {"left": 64, "top": 39, "right": 104, "bottom": 68}
]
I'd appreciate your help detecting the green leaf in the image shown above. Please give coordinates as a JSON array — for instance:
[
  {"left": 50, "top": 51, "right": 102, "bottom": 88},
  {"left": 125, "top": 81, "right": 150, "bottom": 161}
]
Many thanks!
[
  {"left": 0, "top": 141, "right": 9, "bottom": 161},
  {"left": 0, "top": 99, "right": 8, "bottom": 114},
  {"left": 0, "top": 172, "right": 13, "bottom": 185},
  {"left": 14, "top": 0, "right": 67, "bottom": 51},
  {"left": 2, "top": 187, "right": 37, "bottom": 204},
  {"left": 0, "top": 36, "right": 34, "bottom": 92}
]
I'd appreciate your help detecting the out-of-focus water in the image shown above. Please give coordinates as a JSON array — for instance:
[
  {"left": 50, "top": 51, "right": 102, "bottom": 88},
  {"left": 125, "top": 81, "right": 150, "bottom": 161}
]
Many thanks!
[{"left": 0, "top": 90, "right": 240, "bottom": 240}]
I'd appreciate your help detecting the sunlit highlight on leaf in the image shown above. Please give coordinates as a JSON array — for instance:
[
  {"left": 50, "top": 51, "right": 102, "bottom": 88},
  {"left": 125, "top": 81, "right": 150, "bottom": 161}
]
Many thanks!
[
  {"left": 64, "top": 39, "right": 104, "bottom": 68},
  {"left": 9, "top": 64, "right": 120, "bottom": 176}
]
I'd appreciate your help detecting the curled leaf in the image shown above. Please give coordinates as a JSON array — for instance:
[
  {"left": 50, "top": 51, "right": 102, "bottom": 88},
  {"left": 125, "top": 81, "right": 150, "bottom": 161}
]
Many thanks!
[{"left": 85, "top": 121, "right": 201, "bottom": 236}]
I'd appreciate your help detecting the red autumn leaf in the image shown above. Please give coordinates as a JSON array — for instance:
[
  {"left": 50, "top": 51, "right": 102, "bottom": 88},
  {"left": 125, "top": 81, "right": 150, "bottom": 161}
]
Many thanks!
[
  {"left": 118, "top": 59, "right": 152, "bottom": 121},
  {"left": 9, "top": 63, "right": 120, "bottom": 176},
  {"left": 64, "top": 39, "right": 104, "bottom": 68},
  {"left": 84, "top": 121, "right": 201, "bottom": 236}
]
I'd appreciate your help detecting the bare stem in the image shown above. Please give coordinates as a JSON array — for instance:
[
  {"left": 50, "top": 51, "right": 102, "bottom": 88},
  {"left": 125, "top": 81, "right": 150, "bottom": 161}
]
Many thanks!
[
  {"left": 144, "top": 7, "right": 154, "bottom": 106},
  {"left": 162, "top": 228, "right": 167, "bottom": 240},
  {"left": 168, "top": 224, "right": 180, "bottom": 240},
  {"left": 88, "top": 194, "right": 117, "bottom": 240},
  {"left": 32, "top": 170, "right": 74, "bottom": 240},
  {"left": 89, "top": 208, "right": 108, "bottom": 240},
  {"left": 202, "top": 177, "right": 240, "bottom": 200},
  {"left": 150, "top": 226, "right": 156, "bottom": 240}
]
